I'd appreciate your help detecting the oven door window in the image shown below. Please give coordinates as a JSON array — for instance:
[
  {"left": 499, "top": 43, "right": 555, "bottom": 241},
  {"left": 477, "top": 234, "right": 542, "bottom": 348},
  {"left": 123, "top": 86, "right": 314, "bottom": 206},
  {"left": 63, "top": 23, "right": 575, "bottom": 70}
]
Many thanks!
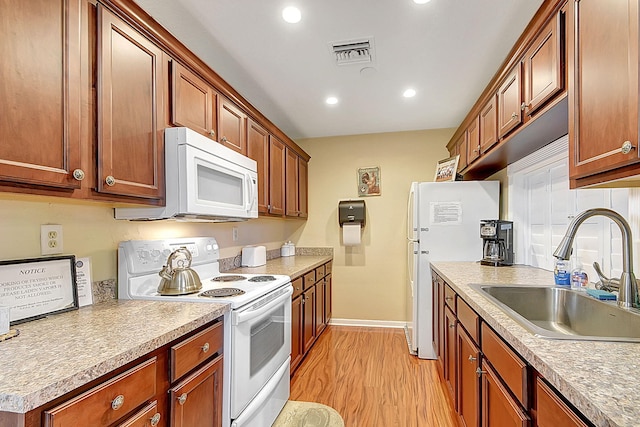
[{"left": 230, "top": 290, "right": 291, "bottom": 418}]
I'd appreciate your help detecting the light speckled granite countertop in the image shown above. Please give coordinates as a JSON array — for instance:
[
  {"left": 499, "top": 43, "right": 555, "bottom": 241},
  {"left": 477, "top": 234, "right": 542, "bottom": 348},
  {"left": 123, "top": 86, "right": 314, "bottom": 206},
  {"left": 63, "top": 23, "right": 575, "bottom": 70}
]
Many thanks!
[
  {"left": 227, "top": 254, "right": 332, "bottom": 278},
  {"left": 0, "top": 300, "right": 228, "bottom": 414},
  {"left": 431, "top": 262, "right": 640, "bottom": 427}
]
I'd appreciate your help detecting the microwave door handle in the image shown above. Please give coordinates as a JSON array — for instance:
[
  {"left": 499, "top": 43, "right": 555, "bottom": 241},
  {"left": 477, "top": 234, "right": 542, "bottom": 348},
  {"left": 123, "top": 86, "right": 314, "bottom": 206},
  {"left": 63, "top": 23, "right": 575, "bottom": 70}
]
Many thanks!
[{"left": 245, "top": 173, "right": 253, "bottom": 212}]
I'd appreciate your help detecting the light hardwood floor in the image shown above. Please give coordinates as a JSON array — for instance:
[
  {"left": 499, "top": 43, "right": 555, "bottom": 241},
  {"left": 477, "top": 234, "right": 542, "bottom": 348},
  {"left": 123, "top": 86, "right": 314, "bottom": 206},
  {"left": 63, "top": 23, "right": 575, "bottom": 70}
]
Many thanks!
[{"left": 290, "top": 326, "right": 459, "bottom": 427}]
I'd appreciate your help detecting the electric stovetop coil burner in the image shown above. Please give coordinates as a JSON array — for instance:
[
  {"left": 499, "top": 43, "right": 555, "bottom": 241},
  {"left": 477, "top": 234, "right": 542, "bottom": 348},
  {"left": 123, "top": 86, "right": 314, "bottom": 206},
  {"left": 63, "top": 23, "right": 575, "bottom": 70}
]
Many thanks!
[
  {"left": 211, "top": 275, "right": 247, "bottom": 282},
  {"left": 200, "top": 288, "right": 246, "bottom": 298},
  {"left": 248, "top": 275, "right": 277, "bottom": 282}
]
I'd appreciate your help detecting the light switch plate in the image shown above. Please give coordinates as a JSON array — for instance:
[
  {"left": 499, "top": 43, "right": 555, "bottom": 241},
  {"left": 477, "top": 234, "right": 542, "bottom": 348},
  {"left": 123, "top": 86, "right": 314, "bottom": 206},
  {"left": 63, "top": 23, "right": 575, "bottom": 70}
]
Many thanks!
[{"left": 41, "top": 224, "right": 63, "bottom": 255}]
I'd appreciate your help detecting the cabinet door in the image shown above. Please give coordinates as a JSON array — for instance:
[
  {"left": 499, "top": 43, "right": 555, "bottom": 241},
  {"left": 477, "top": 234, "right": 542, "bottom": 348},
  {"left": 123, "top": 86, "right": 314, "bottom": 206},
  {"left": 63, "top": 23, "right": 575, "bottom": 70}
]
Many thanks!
[
  {"left": 0, "top": 0, "right": 82, "bottom": 190},
  {"left": 97, "top": 5, "right": 164, "bottom": 200},
  {"left": 171, "top": 61, "right": 217, "bottom": 140},
  {"left": 467, "top": 117, "right": 481, "bottom": 164},
  {"left": 324, "top": 273, "right": 332, "bottom": 323},
  {"left": 457, "top": 326, "right": 480, "bottom": 427},
  {"left": 315, "top": 281, "right": 325, "bottom": 336},
  {"left": 569, "top": 0, "right": 640, "bottom": 180},
  {"left": 116, "top": 401, "right": 161, "bottom": 427},
  {"left": 431, "top": 272, "right": 441, "bottom": 362},
  {"left": 285, "top": 148, "right": 300, "bottom": 217},
  {"left": 479, "top": 95, "right": 498, "bottom": 154},
  {"left": 536, "top": 377, "right": 589, "bottom": 427},
  {"left": 218, "top": 97, "right": 246, "bottom": 154},
  {"left": 481, "top": 361, "right": 530, "bottom": 427},
  {"left": 444, "top": 306, "right": 457, "bottom": 405},
  {"left": 291, "top": 295, "right": 303, "bottom": 374},
  {"left": 302, "top": 286, "right": 316, "bottom": 354},
  {"left": 268, "top": 136, "right": 286, "bottom": 215},
  {"left": 169, "top": 355, "right": 223, "bottom": 427},
  {"left": 456, "top": 133, "right": 468, "bottom": 171},
  {"left": 247, "top": 119, "right": 270, "bottom": 214},
  {"left": 298, "top": 157, "right": 308, "bottom": 218},
  {"left": 497, "top": 65, "right": 523, "bottom": 138},
  {"left": 523, "top": 11, "right": 563, "bottom": 117}
]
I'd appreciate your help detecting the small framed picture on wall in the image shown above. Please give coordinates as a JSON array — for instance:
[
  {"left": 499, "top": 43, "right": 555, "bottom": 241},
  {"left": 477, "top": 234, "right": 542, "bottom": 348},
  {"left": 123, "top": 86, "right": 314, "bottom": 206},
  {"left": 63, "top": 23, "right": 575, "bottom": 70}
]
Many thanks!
[
  {"left": 434, "top": 156, "right": 459, "bottom": 182},
  {"left": 357, "top": 166, "right": 381, "bottom": 196}
]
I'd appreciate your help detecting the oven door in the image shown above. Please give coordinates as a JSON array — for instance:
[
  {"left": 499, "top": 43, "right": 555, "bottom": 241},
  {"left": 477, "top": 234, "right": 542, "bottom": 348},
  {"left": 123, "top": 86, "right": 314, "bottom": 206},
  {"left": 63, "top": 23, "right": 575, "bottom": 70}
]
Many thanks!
[
  {"left": 230, "top": 285, "right": 292, "bottom": 418},
  {"left": 179, "top": 144, "right": 258, "bottom": 219}
]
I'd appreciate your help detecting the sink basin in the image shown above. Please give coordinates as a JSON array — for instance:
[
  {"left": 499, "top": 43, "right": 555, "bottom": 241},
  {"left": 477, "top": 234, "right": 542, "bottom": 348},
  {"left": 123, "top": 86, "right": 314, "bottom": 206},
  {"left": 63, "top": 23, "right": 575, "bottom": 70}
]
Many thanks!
[{"left": 470, "top": 284, "right": 640, "bottom": 342}]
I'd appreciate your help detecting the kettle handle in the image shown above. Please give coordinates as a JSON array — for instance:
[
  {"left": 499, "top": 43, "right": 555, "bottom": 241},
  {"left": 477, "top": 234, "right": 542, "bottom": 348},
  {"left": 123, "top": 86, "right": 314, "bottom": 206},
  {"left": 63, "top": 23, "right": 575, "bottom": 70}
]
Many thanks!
[{"left": 159, "top": 247, "right": 193, "bottom": 279}]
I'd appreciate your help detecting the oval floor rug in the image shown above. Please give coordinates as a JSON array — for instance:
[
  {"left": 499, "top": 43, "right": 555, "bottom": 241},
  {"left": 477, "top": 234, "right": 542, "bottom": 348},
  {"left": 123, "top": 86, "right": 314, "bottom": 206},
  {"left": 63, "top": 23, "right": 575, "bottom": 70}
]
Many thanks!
[{"left": 272, "top": 400, "right": 345, "bottom": 427}]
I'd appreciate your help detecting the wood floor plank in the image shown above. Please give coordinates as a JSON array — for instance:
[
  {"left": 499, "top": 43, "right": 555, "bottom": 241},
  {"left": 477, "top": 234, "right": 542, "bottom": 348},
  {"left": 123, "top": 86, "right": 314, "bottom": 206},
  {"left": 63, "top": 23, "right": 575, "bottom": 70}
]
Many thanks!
[{"left": 290, "top": 326, "right": 459, "bottom": 427}]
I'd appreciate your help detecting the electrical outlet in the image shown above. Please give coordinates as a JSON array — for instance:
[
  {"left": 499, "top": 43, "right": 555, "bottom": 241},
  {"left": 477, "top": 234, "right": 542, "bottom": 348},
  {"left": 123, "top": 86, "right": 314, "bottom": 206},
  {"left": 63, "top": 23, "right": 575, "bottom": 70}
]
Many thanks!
[
  {"left": 41, "top": 224, "right": 63, "bottom": 255},
  {"left": 232, "top": 226, "right": 239, "bottom": 242}
]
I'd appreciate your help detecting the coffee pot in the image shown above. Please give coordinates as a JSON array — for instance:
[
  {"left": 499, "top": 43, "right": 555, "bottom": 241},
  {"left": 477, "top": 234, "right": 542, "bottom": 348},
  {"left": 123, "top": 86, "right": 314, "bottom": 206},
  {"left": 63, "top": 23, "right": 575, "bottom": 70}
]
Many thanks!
[
  {"left": 480, "top": 220, "right": 514, "bottom": 266},
  {"left": 157, "top": 247, "right": 203, "bottom": 295}
]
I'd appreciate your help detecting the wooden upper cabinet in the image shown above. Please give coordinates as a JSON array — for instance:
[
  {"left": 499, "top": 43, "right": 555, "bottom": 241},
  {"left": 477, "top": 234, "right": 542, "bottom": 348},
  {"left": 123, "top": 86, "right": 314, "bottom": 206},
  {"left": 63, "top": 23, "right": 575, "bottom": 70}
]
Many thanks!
[
  {"left": 497, "top": 64, "right": 523, "bottom": 138},
  {"left": 247, "top": 119, "right": 270, "bottom": 214},
  {"left": 456, "top": 133, "right": 468, "bottom": 171},
  {"left": 285, "top": 148, "right": 299, "bottom": 217},
  {"left": 466, "top": 116, "right": 481, "bottom": 164},
  {"left": 268, "top": 136, "right": 286, "bottom": 216},
  {"left": 568, "top": 0, "right": 640, "bottom": 184},
  {"left": 97, "top": 5, "right": 164, "bottom": 200},
  {"left": 171, "top": 61, "right": 218, "bottom": 140},
  {"left": 218, "top": 97, "right": 247, "bottom": 154},
  {"left": 0, "top": 0, "right": 82, "bottom": 190},
  {"left": 298, "top": 158, "right": 308, "bottom": 218},
  {"left": 480, "top": 95, "right": 498, "bottom": 154},
  {"left": 523, "top": 10, "right": 563, "bottom": 118}
]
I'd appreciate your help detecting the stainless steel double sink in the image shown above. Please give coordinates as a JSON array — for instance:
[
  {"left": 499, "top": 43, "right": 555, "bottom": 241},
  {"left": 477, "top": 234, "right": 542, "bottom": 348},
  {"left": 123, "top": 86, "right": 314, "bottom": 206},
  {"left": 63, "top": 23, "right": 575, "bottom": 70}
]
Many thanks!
[{"left": 470, "top": 284, "right": 640, "bottom": 342}]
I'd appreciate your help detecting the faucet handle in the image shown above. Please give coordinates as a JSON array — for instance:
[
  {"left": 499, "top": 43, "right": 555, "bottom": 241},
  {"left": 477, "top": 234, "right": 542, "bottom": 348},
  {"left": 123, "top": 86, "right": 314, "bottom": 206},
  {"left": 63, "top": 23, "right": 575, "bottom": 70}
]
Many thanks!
[{"left": 593, "top": 262, "right": 620, "bottom": 291}]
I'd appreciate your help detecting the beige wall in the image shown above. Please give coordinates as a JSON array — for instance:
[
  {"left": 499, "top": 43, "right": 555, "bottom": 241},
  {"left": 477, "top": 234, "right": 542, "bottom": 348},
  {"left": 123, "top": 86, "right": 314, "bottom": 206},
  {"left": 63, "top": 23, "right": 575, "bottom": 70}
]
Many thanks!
[
  {"left": 0, "top": 193, "right": 303, "bottom": 282},
  {"left": 294, "top": 129, "right": 454, "bottom": 323}
]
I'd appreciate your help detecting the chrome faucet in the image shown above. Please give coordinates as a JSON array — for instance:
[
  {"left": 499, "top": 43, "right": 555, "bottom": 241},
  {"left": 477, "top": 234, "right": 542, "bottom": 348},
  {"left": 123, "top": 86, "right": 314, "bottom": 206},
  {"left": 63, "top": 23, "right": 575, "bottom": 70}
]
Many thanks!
[{"left": 553, "top": 208, "right": 638, "bottom": 309}]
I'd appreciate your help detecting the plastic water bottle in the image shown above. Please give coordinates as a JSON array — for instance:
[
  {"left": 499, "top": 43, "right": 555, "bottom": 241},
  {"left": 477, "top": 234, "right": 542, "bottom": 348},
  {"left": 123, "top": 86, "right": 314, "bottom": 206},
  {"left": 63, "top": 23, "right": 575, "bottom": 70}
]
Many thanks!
[
  {"left": 570, "top": 261, "right": 588, "bottom": 291},
  {"left": 554, "top": 258, "right": 571, "bottom": 287}
]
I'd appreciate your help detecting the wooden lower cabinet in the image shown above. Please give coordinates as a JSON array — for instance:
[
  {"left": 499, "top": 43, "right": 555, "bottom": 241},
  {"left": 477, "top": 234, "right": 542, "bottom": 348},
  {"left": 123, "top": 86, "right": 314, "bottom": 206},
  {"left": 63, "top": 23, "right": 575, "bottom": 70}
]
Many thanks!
[
  {"left": 444, "top": 305, "right": 457, "bottom": 404},
  {"left": 290, "top": 261, "right": 333, "bottom": 375},
  {"left": 536, "top": 377, "right": 589, "bottom": 427},
  {"left": 116, "top": 401, "right": 161, "bottom": 427},
  {"left": 457, "top": 326, "right": 480, "bottom": 427},
  {"left": 169, "top": 355, "right": 223, "bottom": 427},
  {"left": 481, "top": 361, "right": 530, "bottom": 427}
]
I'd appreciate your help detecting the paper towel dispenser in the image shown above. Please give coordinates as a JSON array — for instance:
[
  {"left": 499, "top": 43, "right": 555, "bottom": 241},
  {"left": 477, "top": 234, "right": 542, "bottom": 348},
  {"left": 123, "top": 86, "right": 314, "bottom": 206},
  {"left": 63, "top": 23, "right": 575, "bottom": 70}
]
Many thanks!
[{"left": 338, "top": 200, "right": 366, "bottom": 227}]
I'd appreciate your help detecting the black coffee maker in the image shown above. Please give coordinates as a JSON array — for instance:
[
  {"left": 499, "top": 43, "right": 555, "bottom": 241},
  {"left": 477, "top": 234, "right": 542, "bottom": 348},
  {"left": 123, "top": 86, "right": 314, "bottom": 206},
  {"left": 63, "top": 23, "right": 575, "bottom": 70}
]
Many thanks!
[{"left": 480, "top": 220, "right": 514, "bottom": 266}]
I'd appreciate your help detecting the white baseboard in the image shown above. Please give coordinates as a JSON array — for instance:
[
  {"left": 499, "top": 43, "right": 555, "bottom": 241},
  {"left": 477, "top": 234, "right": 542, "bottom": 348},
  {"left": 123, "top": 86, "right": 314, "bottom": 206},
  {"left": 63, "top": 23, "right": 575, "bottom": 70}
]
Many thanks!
[{"left": 328, "top": 318, "right": 405, "bottom": 329}]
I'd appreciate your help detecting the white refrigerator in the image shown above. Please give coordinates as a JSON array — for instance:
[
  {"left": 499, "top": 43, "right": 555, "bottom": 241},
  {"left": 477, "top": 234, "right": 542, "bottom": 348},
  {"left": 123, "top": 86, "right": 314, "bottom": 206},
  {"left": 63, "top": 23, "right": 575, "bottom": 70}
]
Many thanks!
[{"left": 406, "top": 181, "right": 500, "bottom": 359}]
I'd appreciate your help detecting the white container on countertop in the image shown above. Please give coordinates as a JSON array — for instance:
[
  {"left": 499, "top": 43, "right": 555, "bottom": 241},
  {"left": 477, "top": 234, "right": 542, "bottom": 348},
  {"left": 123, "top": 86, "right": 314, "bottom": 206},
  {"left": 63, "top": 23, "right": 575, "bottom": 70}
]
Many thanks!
[
  {"left": 281, "top": 241, "right": 295, "bottom": 257},
  {"left": 241, "top": 245, "right": 266, "bottom": 267}
]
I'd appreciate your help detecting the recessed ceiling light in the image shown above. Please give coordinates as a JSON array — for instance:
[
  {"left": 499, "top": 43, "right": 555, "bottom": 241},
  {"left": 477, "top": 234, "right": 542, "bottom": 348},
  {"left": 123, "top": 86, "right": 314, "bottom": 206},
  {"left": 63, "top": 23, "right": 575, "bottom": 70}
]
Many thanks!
[
  {"left": 282, "top": 6, "right": 301, "bottom": 23},
  {"left": 413, "top": 0, "right": 431, "bottom": 4},
  {"left": 403, "top": 89, "right": 417, "bottom": 98},
  {"left": 326, "top": 97, "right": 339, "bottom": 105}
]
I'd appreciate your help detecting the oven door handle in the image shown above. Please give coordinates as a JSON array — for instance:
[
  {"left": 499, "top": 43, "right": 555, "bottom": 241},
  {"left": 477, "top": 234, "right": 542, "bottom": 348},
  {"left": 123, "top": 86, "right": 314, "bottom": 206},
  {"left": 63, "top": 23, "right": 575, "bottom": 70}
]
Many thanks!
[{"left": 233, "top": 286, "right": 293, "bottom": 326}]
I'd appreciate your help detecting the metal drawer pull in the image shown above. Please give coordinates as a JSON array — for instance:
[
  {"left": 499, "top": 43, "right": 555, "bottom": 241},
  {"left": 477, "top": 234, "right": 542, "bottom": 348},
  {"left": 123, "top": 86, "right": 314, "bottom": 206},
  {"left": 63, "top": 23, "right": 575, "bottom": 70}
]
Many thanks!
[
  {"left": 468, "top": 355, "right": 477, "bottom": 362},
  {"left": 150, "top": 413, "right": 161, "bottom": 426},
  {"left": 476, "top": 367, "right": 487, "bottom": 377},
  {"left": 111, "top": 395, "right": 125, "bottom": 410},
  {"left": 621, "top": 141, "right": 636, "bottom": 154},
  {"left": 105, "top": 175, "right": 116, "bottom": 186},
  {"left": 202, "top": 342, "right": 210, "bottom": 353},
  {"left": 511, "top": 112, "right": 518, "bottom": 119},
  {"left": 445, "top": 296, "right": 453, "bottom": 301},
  {"left": 448, "top": 322, "right": 456, "bottom": 329},
  {"left": 178, "top": 393, "right": 188, "bottom": 405},
  {"left": 72, "top": 169, "right": 85, "bottom": 181}
]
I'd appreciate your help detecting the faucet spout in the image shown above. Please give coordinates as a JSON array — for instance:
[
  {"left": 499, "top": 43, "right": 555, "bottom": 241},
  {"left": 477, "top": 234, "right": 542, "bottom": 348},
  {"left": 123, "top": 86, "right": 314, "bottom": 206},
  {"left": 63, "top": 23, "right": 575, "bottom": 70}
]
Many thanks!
[{"left": 553, "top": 208, "right": 638, "bottom": 309}]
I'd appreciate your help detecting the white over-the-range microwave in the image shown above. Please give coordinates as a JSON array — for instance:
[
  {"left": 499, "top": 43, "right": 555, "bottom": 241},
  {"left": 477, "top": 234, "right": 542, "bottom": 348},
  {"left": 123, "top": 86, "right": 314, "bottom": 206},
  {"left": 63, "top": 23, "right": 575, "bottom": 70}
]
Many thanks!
[{"left": 115, "top": 127, "right": 258, "bottom": 222}]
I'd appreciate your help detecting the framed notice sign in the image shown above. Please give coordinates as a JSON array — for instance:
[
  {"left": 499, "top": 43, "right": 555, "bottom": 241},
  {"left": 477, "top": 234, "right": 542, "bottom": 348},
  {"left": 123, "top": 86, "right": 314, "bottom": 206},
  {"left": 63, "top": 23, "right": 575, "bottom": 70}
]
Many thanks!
[{"left": 0, "top": 255, "right": 78, "bottom": 324}]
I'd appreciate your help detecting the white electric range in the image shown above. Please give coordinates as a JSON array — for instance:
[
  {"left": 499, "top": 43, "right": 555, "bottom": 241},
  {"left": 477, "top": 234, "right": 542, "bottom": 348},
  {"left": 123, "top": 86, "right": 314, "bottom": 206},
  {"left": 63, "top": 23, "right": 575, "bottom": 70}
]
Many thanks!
[{"left": 118, "top": 237, "right": 292, "bottom": 427}]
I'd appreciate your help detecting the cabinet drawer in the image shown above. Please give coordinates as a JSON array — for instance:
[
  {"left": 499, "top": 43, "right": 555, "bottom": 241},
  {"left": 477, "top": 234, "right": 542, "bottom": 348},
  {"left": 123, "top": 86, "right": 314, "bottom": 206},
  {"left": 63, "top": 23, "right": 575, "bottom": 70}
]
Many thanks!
[
  {"left": 325, "top": 261, "right": 333, "bottom": 275},
  {"left": 315, "top": 265, "right": 325, "bottom": 280},
  {"left": 303, "top": 270, "right": 316, "bottom": 290},
  {"left": 292, "top": 276, "right": 304, "bottom": 299},
  {"left": 444, "top": 285, "right": 456, "bottom": 311},
  {"left": 116, "top": 400, "right": 161, "bottom": 427},
  {"left": 44, "top": 358, "right": 157, "bottom": 427},
  {"left": 456, "top": 297, "right": 479, "bottom": 344},
  {"left": 536, "top": 377, "right": 589, "bottom": 427},
  {"left": 171, "top": 321, "right": 223, "bottom": 382},
  {"left": 481, "top": 323, "right": 528, "bottom": 408}
]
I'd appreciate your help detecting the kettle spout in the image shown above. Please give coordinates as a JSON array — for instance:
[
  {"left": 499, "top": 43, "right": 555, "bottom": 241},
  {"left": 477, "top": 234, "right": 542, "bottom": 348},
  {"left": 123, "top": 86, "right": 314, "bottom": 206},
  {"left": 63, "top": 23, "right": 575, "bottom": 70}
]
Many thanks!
[{"left": 159, "top": 264, "right": 173, "bottom": 280}]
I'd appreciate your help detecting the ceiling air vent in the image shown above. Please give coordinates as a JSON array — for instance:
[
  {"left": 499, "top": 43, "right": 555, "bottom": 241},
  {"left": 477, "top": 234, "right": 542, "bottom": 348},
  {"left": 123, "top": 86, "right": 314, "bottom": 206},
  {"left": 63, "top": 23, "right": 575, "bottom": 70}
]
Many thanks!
[{"left": 331, "top": 38, "right": 374, "bottom": 66}]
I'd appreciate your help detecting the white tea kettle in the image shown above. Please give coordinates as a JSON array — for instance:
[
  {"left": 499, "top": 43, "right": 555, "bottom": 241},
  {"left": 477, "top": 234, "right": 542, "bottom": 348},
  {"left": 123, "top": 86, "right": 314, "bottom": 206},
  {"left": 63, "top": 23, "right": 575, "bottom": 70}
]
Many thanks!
[{"left": 157, "top": 247, "right": 203, "bottom": 295}]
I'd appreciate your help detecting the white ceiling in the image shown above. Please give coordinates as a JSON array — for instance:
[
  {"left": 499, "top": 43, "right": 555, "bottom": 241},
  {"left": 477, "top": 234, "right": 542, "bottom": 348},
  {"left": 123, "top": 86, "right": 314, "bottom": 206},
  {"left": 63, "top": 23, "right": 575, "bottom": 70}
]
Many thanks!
[{"left": 134, "top": 0, "right": 544, "bottom": 140}]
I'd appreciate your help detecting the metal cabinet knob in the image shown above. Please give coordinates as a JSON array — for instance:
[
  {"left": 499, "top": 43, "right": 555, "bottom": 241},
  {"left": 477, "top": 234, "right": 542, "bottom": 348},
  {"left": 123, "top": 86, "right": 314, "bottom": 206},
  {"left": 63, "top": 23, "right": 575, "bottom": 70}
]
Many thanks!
[
  {"left": 520, "top": 102, "right": 527, "bottom": 111},
  {"left": 178, "top": 393, "right": 188, "bottom": 405},
  {"left": 105, "top": 175, "right": 116, "bottom": 186},
  {"left": 111, "top": 394, "right": 125, "bottom": 410},
  {"left": 150, "top": 413, "right": 161, "bottom": 426},
  {"left": 476, "top": 367, "right": 487, "bottom": 377},
  {"left": 221, "top": 136, "right": 228, "bottom": 143},
  {"left": 202, "top": 342, "right": 210, "bottom": 353},
  {"left": 468, "top": 355, "right": 477, "bottom": 362},
  {"left": 445, "top": 296, "right": 453, "bottom": 301},
  {"left": 621, "top": 141, "right": 636, "bottom": 154},
  {"left": 448, "top": 322, "right": 456, "bottom": 329},
  {"left": 72, "top": 169, "right": 85, "bottom": 181},
  {"left": 209, "top": 129, "right": 215, "bottom": 137},
  {"left": 511, "top": 112, "right": 518, "bottom": 120}
]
